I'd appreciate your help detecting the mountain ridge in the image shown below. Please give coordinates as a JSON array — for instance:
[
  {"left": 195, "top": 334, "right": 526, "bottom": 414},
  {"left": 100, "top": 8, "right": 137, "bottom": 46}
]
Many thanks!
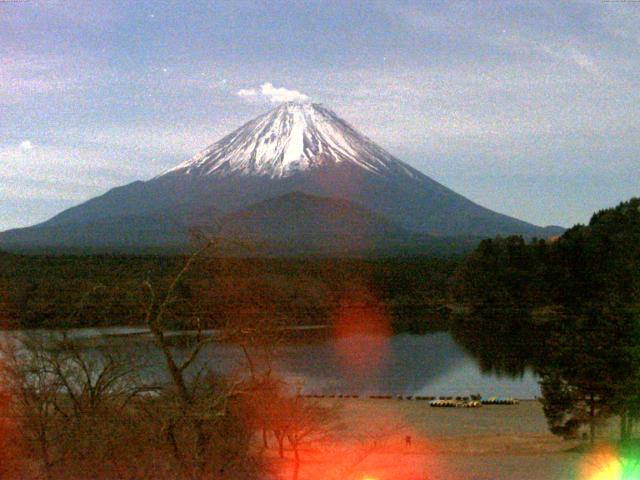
[{"left": 0, "top": 102, "right": 564, "bottom": 254}]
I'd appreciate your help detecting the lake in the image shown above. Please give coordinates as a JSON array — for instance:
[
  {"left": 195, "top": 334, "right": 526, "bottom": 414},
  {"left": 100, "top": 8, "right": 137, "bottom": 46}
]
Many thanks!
[{"left": 4, "top": 327, "right": 541, "bottom": 399}]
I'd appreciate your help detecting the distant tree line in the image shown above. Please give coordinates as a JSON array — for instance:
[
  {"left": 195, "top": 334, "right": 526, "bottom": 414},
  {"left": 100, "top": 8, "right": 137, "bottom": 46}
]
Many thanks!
[{"left": 0, "top": 254, "right": 457, "bottom": 332}]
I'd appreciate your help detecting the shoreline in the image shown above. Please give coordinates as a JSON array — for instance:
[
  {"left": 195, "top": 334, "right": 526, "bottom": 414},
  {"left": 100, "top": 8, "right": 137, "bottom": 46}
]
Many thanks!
[{"left": 265, "top": 397, "right": 607, "bottom": 480}]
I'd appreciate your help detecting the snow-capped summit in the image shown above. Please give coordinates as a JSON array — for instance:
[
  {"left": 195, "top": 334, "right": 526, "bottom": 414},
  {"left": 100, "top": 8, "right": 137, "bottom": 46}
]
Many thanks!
[{"left": 163, "top": 102, "right": 414, "bottom": 179}]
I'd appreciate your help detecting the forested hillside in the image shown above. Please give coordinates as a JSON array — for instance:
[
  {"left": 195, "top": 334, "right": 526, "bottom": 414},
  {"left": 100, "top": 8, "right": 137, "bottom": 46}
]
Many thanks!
[
  {"left": 0, "top": 253, "right": 457, "bottom": 330},
  {"left": 453, "top": 198, "right": 640, "bottom": 443}
]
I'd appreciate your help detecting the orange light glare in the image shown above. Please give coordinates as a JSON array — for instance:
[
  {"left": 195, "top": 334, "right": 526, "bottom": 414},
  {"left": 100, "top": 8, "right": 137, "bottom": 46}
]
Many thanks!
[
  {"left": 588, "top": 462, "right": 622, "bottom": 480},
  {"left": 332, "top": 288, "right": 392, "bottom": 377},
  {"left": 579, "top": 446, "right": 627, "bottom": 480}
]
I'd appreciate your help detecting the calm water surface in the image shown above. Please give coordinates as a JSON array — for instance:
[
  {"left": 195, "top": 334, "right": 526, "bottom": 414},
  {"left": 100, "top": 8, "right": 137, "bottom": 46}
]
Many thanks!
[{"left": 6, "top": 327, "right": 540, "bottom": 399}]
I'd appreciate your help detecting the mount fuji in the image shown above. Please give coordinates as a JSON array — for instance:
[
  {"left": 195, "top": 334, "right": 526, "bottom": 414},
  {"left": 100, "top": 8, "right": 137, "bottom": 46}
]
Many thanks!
[{"left": 0, "top": 102, "right": 562, "bottom": 254}]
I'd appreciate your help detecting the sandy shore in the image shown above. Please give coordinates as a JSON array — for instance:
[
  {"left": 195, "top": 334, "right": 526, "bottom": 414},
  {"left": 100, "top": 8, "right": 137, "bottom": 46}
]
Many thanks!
[{"left": 268, "top": 398, "right": 620, "bottom": 480}]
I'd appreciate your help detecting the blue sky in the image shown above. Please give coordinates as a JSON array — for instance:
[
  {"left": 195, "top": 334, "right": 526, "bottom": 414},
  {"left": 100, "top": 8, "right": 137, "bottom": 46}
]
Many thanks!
[{"left": 1, "top": 0, "right": 639, "bottom": 231}]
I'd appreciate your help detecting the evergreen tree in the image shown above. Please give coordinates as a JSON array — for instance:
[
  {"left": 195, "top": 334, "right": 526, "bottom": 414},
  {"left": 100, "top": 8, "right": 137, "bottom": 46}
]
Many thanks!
[
  {"left": 539, "top": 308, "right": 640, "bottom": 443},
  {"left": 540, "top": 198, "right": 640, "bottom": 442}
]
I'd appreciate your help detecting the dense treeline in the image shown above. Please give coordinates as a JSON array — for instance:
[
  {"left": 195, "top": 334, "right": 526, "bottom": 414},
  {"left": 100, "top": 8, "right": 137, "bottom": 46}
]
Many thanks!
[
  {"left": 454, "top": 198, "right": 640, "bottom": 444},
  {"left": 452, "top": 236, "right": 553, "bottom": 312},
  {"left": 0, "top": 254, "right": 457, "bottom": 331},
  {"left": 454, "top": 198, "right": 640, "bottom": 313}
]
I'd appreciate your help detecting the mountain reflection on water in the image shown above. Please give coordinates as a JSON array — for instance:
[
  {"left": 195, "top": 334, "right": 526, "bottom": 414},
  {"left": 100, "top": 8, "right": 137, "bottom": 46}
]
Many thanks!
[
  {"left": 273, "top": 332, "right": 539, "bottom": 398},
  {"left": 9, "top": 317, "right": 542, "bottom": 398}
]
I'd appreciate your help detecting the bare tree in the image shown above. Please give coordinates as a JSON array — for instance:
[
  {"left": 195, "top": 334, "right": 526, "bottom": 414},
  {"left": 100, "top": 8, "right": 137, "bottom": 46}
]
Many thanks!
[
  {"left": 285, "top": 394, "right": 341, "bottom": 480},
  {"left": 248, "top": 383, "right": 342, "bottom": 480},
  {"left": 141, "top": 241, "right": 260, "bottom": 479},
  {"left": 1, "top": 333, "right": 145, "bottom": 480},
  {"left": 2, "top": 335, "right": 69, "bottom": 480},
  {"left": 143, "top": 244, "right": 210, "bottom": 471}
]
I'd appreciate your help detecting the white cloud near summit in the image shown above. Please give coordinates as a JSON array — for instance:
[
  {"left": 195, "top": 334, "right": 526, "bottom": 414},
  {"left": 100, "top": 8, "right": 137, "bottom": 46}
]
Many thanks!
[
  {"left": 19, "top": 140, "right": 34, "bottom": 152},
  {"left": 237, "top": 82, "right": 309, "bottom": 103},
  {"left": 237, "top": 87, "right": 258, "bottom": 98}
]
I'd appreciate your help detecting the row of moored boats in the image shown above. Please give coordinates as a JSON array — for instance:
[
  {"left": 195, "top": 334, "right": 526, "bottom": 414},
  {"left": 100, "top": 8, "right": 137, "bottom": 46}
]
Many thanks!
[{"left": 299, "top": 393, "right": 519, "bottom": 407}]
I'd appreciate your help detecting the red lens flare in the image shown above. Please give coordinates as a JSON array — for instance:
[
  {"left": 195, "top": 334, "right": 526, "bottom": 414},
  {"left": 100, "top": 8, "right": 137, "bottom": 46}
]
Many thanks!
[
  {"left": 267, "top": 398, "right": 451, "bottom": 480},
  {"left": 332, "top": 287, "right": 392, "bottom": 378}
]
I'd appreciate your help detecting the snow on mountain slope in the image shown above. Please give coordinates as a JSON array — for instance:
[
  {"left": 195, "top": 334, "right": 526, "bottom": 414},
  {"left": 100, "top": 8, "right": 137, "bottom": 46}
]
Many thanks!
[{"left": 162, "top": 102, "right": 417, "bottom": 179}]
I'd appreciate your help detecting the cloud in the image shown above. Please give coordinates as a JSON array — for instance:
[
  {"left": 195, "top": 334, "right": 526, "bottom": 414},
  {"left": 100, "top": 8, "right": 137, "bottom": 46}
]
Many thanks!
[
  {"left": 19, "top": 140, "right": 34, "bottom": 152},
  {"left": 237, "top": 88, "right": 257, "bottom": 98},
  {"left": 260, "top": 82, "right": 309, "bottom": 102},
  {"left": 0, "top": 143, "right": 141, "bottom": 200},
  {"left": 64, "top": 120, "right": 239, "bottom": 163},
  {"left": 0, "top": 51, "right": 95, "bottom": 106},
  {"left": 236, "top": 82, "right": 309, "bottom": 103}
]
